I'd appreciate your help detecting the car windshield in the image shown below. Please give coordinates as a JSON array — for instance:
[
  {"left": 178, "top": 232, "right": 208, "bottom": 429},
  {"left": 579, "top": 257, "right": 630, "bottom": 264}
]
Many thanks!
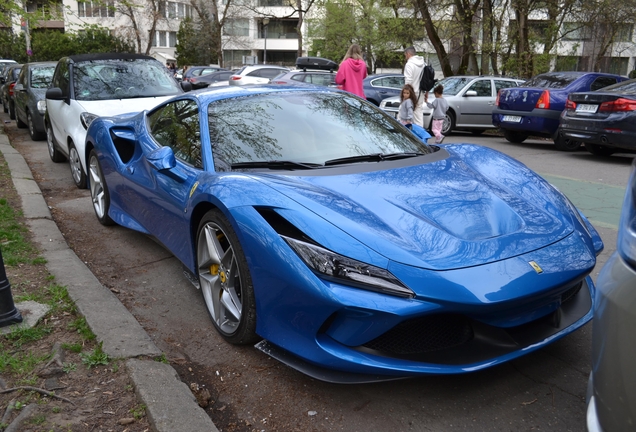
[
  {"left": 73, "top": 59, "right": 181, "bottom": 101},
  {"left": 435, "top": 77, "right": 472, "bottom": 96},
  {"left": 601, "top": 79, "right": 636, "bottom": 94},
  {"left": 30, "top": 66, "right": 55, "bottom": 89},
  {"left": 208, "top": 92, "right": 432, "bottom": 169},
  {"left": 521, "top": 73, "right": 580, "bottom": 89}
]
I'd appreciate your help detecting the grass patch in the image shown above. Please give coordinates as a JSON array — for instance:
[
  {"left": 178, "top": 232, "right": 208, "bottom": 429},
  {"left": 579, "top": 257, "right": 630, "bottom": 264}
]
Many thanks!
[
  {"left": 68, "top": 317, "right": 95, "bottom": 342},
  {"left": 0, "top": 349, "right": 49, "bottom": 375},
  {"left": 130, "top": 404, "right": 146, "bottom": 420},
  {"left": 4, "top": 326, "right": 53, "bottom": 348},
  {"left": 80, "top": 342, "right": 109, "bottom": 369},
  {"left": 0, "top": 198, "right": 42, "bottom": 266}
]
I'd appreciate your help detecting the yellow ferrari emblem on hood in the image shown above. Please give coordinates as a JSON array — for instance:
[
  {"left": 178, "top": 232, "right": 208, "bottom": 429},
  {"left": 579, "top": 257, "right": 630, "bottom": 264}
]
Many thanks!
[{"left": 529, "top": 261, "right": 543, "bottom": 274}]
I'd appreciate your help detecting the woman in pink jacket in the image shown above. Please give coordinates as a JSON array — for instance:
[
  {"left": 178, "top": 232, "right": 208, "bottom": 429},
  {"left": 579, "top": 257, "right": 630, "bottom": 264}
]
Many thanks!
[{"left": 335, "top": 44, "right": 367, "bottom": 98}]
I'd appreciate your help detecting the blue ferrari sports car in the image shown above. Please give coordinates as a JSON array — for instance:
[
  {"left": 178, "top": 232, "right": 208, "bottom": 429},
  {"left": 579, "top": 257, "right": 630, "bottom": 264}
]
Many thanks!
[{"left": 85, "top": 86, "right": 603, "bottom": 383}]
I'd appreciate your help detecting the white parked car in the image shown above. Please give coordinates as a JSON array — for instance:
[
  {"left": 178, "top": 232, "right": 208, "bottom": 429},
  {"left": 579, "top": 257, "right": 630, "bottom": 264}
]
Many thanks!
[
  {"left": 45, "top": 53, "right": 186, "bottom": 188},
  {"left": 229, "top": 65, "right": 290, "bottom": 86},
  {"left": 379, "top": 75, "right": 524, "bottom": 134}
]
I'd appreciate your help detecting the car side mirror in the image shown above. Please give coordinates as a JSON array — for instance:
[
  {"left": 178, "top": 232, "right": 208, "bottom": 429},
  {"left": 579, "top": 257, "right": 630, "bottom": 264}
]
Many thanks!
[
  {"left": 465, "top": 90, "right": 477, "bottom": 97},
  {"left": 46, "top": 87, "right": 66, "bottom": 101},
  {"left": 180, "top": 81, "right": 192, "bottom": 92},
  {"left": 147, "top": 146, "right": 176, "bottom": 171}
]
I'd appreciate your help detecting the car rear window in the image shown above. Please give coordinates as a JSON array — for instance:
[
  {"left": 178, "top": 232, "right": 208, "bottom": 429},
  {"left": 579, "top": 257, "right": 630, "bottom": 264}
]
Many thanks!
[
  {"left": 600, "top": 79, "right": 636, "bottom": 94},
  {"left": 521, "top": 74, "right": 580, "bottom": 89}
]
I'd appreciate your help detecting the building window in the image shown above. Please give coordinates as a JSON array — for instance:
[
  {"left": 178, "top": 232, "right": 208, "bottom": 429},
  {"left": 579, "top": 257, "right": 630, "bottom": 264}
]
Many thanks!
[
  {"left": 224, "top": 19, "right": 249, "bottom": 37},
  {"left": 152, "top": 31, "right": 178, "bottom": 47},
  {"left": 160, "top": 1, "right": 191, "bottom": 19},
  {"left": 77, "top": 0, "right": 114, "bottom": 17},
  {"left": 259, "top": 19, "right": 298, "bottom": 39}
]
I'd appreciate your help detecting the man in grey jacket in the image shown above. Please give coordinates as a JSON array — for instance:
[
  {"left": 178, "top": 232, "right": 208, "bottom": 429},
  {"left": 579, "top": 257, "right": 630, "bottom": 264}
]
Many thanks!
[{"left": 404, "top": 46, "right": 427, "bottom": 127}]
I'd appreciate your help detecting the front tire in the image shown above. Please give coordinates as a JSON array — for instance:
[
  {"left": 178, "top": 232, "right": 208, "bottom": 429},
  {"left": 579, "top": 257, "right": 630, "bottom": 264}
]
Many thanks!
[
  {"left": 196, "top": 209, "right": 258, "bottom": 345},
  {"left": 442, "top": 111, "right": 455, "bottom": 135},
  {"left": 585, "top": 143, "right": 615, "bottom": 157},
  {"left": 27, "top": 112, "right": 45, "bottom": 141},
  {"left": 503, "top": 130, "right": 529, "bottom": 143},
  {"left": 16, "top": 112, "right": 26, "bottom": 129},
  {"left": 69, "top": 142, "right": 87, "bottom": 189},
  {"left": 46, "top": 123, "right": 66, "bottom": 162},
  {"left": 88, "top": 150, "right": 114, "bottom": 226}
]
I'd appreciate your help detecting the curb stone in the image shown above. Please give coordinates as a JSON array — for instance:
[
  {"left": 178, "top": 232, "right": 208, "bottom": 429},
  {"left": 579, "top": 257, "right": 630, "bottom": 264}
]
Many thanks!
[{"left": 0, "top": 131, "right": 218, "bottom": 432}]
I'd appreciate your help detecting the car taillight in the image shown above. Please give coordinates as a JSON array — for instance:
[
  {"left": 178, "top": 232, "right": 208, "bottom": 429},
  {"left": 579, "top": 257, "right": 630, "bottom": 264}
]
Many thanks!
[
  {"left": 535, "top": 90, "right": 550, "bottom": 109},
  {"left": 495, "top": 90, "right": 500, "bottom": 107},
  {"left": 231, "top": 76, "right": 241, "bottom": 80},
  {"left": 599, "top": 98, "right": 636, "bottom": 112},
  {"left": 565, "top": 98, "right": 576, "bottom": 110},
  {"left": 8, "top": 83, "right": 15, "bottom": 96}
]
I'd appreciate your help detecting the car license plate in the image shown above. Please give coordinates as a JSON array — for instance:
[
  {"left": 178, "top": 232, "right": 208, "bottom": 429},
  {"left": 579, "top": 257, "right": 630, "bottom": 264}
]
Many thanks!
[
  {"left": 576, "top": 104, "right": 598, "bottom": 113},
  {"left": 503, "top": 115, "right": 522, "bottom": 122}
]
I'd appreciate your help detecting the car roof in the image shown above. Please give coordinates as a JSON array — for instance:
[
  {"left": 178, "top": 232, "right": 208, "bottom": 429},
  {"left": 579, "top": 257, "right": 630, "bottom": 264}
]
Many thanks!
[
  {"left": 170, "top": 84, "right": 339, "bottom": 106},
  {"left": 22, "top": 61, "right": 57, "bottom": 68},
  {"left": 66, "top": 53, "right": 157, "bottom": 63}
]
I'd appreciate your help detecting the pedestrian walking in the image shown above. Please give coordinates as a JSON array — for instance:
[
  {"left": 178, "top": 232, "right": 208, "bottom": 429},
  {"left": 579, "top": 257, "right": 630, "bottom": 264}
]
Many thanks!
[
  {"left": 398, "top": 84, "right": 417, "bottom": 127},
  {"left": 335, "top": 44, "right": 367, "bottom": 98},
  {"left": 403, "top": 46, "right": 427, "bottom": 127},
  {"left": 425, "top": 84, "right": 449, "bottom": 144}
]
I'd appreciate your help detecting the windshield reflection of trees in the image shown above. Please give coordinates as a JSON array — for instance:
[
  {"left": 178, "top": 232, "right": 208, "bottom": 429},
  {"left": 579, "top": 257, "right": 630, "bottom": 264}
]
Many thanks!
[
  {"left": 74, "top": 60, "right": 178, "bottom": 100},
  {"left": 207, "top": 92, "right": 430, "bottom": 168},
  {"left": 149, "top": 99, "right": 202, "bottom": 168}
]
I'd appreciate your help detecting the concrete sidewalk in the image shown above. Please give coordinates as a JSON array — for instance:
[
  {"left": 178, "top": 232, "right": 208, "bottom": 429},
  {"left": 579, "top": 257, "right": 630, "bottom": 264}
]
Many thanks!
[{"left": 0, "top": 131, "right": 218, "bottom": 432}]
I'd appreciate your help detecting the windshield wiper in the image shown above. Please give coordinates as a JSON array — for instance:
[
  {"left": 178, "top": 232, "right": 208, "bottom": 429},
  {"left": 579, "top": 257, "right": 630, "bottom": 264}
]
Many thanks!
[
  {"left": 231, "top": 160, "right": 321, "bottom": 170},
  {"left": 324, "top": 152, "right": 427, "bottom": 166}
]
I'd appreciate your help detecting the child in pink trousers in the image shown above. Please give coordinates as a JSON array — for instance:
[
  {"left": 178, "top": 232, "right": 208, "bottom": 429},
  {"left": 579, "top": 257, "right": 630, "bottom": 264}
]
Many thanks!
[{"left": 425, "top": 84, "right": 449, "bottom": 143}]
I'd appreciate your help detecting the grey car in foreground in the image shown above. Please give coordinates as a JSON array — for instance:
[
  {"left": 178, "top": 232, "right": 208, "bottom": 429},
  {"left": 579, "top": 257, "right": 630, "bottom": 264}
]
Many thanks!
[
  {"left": 587, "top": 158, "right": 636, "bottom": 431},
  {"left": 13, "top": 61, "right": 56, "bottom": 140}
]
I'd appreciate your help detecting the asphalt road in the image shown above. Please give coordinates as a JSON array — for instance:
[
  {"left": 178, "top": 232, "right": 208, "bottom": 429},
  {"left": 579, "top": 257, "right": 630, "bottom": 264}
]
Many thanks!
[{"left": 3, "top": 111, "right": 632, "bottom": 431}]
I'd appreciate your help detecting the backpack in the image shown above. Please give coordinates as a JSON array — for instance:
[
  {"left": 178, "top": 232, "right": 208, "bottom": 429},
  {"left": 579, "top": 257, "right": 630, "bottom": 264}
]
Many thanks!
[{"left": 419, "top": 64, "right": 435, "bottom": 93}]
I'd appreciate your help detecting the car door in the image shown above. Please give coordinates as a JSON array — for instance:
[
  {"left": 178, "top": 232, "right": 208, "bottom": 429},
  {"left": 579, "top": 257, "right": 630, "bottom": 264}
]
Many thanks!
[
  {"left": 457, "top": 78, "right": 494, "bottom": 127},
  {"left": 47, "top": 60, "right": 71, "bottom": 154},
  {"left": 373, "top": 76, "right": 404, "bottom": 101},
  {"left": 118, "top": 98, "right": 202, "bottom": 257},
  {"left": 13, "top": 67, "right": 27, "bottom": 122}
]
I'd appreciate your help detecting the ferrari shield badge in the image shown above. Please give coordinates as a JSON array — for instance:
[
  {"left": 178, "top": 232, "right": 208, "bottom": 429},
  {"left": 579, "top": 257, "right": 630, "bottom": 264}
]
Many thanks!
[{"left": 529, "top": 261, "right": 543, "bottom": 274}]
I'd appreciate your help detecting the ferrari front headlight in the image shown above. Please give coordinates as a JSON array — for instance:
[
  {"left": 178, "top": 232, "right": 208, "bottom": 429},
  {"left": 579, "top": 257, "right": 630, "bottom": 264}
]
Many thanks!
[{"left": 282, "top": 235, "right": 414, "bottom": 298}]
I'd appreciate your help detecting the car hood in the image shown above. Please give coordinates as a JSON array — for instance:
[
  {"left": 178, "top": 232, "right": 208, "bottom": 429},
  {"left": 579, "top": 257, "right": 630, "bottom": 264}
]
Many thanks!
[
  {"left": 257, "top": 145, "right": 574, "bottom": 271},
  {"left": 73, "top": 96, "right": 174, "bottom": 116}
]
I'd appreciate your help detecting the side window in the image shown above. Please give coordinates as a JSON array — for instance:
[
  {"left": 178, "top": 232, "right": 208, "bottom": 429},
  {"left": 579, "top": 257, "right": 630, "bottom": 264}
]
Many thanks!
[
  {"left": 147, "top": 99, "right": 202, "bottom": 169},
  {"left": 291, "top": 74, "right": 304, "bottom": 82},
  {"left": 17, "top": 68, "right": 26, "bottom": 86},
  {"left": 309, "top": 74, "right": 334, "bottom": 86},
  {"left": 467, "top": 79, "right": 492, "bottom": 97},
  {"left": 494, "top": 80, "right": 518, "bottom": 92},
  {"left": 53, "top": 62, "right": 70, "bottom": 97},
  {"left": 591, "top": 77, "right": 618, "bottom": 91}
]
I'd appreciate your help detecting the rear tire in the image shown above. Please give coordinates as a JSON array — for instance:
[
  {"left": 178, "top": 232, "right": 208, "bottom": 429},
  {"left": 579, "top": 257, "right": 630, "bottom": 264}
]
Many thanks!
[
  {"left": 8, "top": 101, "right": 15, "bottom": 120},
  {"left": 442, "top": 111, "right": 455, "bottom": 135},
  {"left": 47, "top": 123, "right": 66, "bottom": 162},
  {"left": 69, "top": 142, "right": 87, "bottom": 189},
  {"left": 584, "top": 143, "right": 615, "bottom": 157},
  {"left": 88, "top": 150, "right": 115, "bottom": 226},
  {"left": 503, "top": 130, "right": 529, "bottom": 143},
  {"left": 553, "top": 133, "right": 581, "bottom": 151}
]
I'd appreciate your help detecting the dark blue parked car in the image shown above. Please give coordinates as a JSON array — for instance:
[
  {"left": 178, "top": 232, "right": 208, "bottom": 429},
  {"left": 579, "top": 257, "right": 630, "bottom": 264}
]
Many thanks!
[
  {"left": 493, "top": 72, "right": 628, "bottom": 151},
  {"left": 363, "top": 73, "right": 404, "bottom": 105}
]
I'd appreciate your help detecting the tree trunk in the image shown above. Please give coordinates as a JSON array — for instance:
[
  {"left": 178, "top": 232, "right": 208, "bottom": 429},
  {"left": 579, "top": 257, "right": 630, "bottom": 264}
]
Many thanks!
[{"left": 413, "top": 0, "right": 453, "bottom": 77}]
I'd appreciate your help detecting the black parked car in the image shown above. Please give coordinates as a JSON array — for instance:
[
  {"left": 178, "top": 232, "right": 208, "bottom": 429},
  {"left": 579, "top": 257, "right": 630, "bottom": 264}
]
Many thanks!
[
  {"left": 190, "top": 69, "right": 234, "bottom": 89},
  {"left": 559, "top": 79, "right": 636, "bottom": 156},
  {"left": 13, "top": 61, "right": 56, "bottom": 140},
  {"left": 0, "top": 64, "right": 22, "bottom": 119}
]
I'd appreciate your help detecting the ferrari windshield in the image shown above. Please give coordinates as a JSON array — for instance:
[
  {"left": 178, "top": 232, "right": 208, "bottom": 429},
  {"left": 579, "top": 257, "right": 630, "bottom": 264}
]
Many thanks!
[
  {"left": 73, "top": 59, "right": 180, "bottom": 101},
  {"left": 208, "top": 92, "right": 432, "bottom": 167}
]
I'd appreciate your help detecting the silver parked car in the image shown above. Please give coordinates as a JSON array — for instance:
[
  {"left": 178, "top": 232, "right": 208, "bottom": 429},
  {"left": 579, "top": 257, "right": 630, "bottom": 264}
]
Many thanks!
[
  {"left": 380, "top": 75, "right": 524, "bottom": 134},
  {"left": 586, "top": 157, "right": 636, "bottom": 431},
  {"left": 229, "top": 64, "right": 290, "bottom": 86}
]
